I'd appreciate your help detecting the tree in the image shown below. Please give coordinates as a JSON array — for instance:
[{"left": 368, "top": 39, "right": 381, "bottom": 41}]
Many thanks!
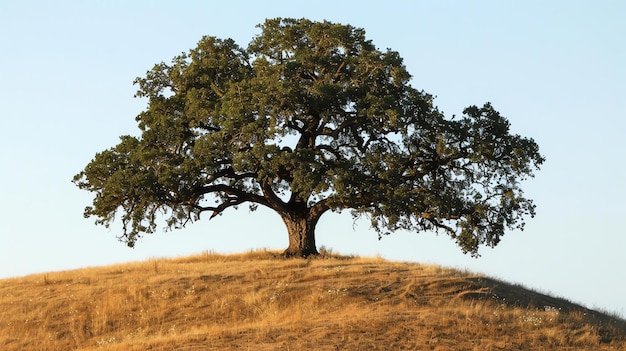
[{"left": 73, "top": 18, "right": 544, "bottom": 257}]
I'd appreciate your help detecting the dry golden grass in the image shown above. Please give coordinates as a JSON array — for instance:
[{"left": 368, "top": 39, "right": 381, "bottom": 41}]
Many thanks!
[{"left": 1, "top": 250, "right": 624, "bottom": 350}]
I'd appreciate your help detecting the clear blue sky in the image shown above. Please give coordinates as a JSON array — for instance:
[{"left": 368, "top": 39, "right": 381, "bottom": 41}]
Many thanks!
[{"left": 1, "top": 1, "right": 624, "bottom": 316}]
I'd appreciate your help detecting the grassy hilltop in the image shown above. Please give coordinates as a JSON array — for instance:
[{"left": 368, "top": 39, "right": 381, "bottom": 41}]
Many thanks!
[{"left": 0, "top": 250, "right": 624, "bottom": 350}]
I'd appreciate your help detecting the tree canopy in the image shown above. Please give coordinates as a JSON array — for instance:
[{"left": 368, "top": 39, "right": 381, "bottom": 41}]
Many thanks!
[{"left": 73, "top": 18, "right": 544, "bottom": 257}]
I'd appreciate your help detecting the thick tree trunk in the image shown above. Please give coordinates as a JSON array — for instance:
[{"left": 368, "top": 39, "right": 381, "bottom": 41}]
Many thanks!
[{"left": 281, "top": 211, "right": 320, "bottom": 257}]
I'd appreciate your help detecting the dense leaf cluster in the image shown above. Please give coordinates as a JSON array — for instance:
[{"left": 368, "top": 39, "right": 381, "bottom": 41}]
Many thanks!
[{"left": 74, "top": 18, "right": 543, "bottom": 256}]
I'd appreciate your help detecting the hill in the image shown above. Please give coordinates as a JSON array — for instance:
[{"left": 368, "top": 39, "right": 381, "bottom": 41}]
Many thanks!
[{"left": 0, "top": 250, "right": 624, "bottom": 350}]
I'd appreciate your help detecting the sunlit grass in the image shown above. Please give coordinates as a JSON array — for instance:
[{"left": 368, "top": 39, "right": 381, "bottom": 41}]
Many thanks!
[{"left": 0, "top": 250, "right": 624, "bottom": 350}]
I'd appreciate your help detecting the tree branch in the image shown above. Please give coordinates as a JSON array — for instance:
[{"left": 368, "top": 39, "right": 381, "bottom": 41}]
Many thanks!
[
  {"left": 260, "top": 181, "right": 288, "bottom": 212},
  {"left": 206, "top": 167, "right": 256, "bottom": 183},
  {"left": 208, "top": 196, "right": 247, "bottom": 219},
  {"left": 190, "top": 183, "right": 270, "bottom": 217},
  {"left": 426, "top": 217, "right": 457, "bottom": 235},
  {"left": 309, "top": 197, "right": 331, "bottom": 220}
]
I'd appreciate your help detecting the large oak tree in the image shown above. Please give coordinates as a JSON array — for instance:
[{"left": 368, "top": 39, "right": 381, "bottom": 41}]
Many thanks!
[{"left": 74, "top": 18, "right": 544, "bottom": 257}]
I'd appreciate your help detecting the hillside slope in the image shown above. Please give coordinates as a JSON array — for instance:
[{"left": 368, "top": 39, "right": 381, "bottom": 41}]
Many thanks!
[{"left": 1, "top": 251, "right": 624, "bottom": 350}]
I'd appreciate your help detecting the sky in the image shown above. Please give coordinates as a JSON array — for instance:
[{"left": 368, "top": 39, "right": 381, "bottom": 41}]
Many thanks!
[{"left": 1, "top": 1, "right": 625, "bottom": 316}]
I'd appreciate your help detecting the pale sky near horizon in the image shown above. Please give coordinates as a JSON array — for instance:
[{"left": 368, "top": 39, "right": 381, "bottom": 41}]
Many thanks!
[{"left": 1, "top": 1, "right": 625, "bottom": 317}]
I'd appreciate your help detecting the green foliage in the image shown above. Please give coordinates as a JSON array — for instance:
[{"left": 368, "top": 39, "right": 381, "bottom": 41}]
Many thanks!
[{"left": 73, "top": 18, "right": 544, "bottom": 255}]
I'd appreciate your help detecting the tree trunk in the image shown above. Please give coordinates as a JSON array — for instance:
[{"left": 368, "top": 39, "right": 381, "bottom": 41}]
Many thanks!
[{"left": 281, "top": 211, "right": 320, "bottom": 257}]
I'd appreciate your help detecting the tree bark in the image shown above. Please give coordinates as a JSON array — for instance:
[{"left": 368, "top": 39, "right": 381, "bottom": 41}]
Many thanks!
[{"left": 281, "top": 210, "right": 320, "bottom": 257}]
